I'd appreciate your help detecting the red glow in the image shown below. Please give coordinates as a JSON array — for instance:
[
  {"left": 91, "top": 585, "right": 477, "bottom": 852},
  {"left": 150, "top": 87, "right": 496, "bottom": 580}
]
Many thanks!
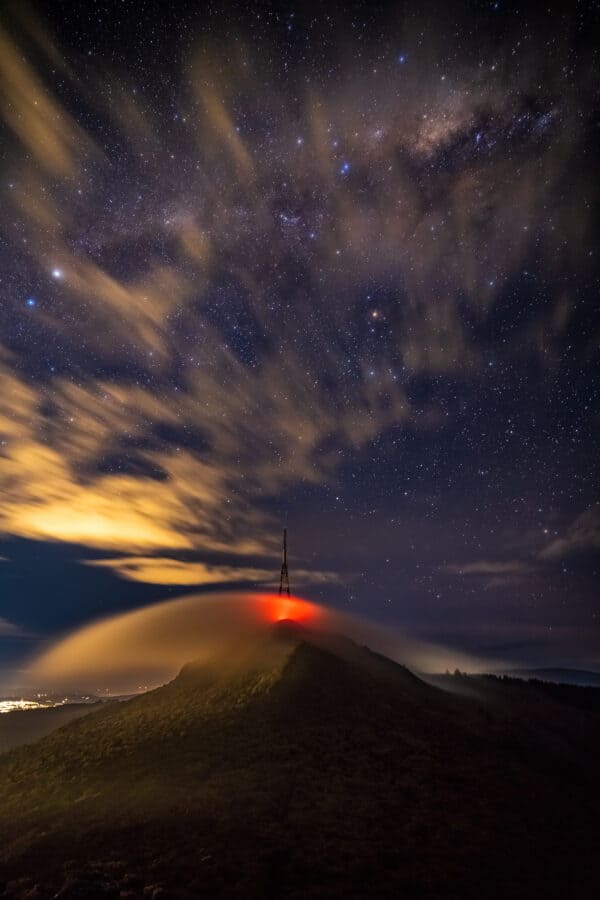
[{"left": 256, "top": 593, "right": 321, "bottom": 625}]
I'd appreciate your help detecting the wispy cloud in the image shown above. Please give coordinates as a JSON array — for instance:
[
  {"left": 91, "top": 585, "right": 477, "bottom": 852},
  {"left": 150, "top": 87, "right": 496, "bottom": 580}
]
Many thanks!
[
  {"left": 539, "top": 506, "right": 600, "bottom": 560},
  {"left": 0, "top": 617, "right": 27, "bottom": 638},
  {"left": 444, "top": 559, "right": 533, "bottom": 591},
  {"left": 445, "top": 560, "right": 532, "bottom": 577},
  {"left": 86, "top": 556, "right": 341, "bottom": 588}
]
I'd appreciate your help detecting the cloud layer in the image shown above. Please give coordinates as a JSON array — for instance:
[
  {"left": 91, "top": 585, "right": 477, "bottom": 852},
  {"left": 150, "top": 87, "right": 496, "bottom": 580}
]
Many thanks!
[
  {"left": 0, "top": 2, "right": 597, "bottom": 665},
  {"left": 30, "top": 590, "right": 495, "bottom": 692}
]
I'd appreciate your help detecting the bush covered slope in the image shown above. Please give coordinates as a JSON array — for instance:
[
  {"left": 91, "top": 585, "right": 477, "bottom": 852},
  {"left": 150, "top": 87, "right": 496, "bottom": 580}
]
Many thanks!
[{"left": 0, "top": 624, "right": 598, "bottom": 899}]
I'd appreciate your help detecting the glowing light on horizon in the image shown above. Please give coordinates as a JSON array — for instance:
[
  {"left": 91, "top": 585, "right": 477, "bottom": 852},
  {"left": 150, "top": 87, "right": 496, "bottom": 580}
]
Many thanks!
[
  {"left": 0, "top": 699, "right": 51, "bottom": 713},
  {"left": 28, "top": 591, "right": 331, "bottom": 694},
  {"left": 257, "top": 593, "right": 321, "bottom": 625}
]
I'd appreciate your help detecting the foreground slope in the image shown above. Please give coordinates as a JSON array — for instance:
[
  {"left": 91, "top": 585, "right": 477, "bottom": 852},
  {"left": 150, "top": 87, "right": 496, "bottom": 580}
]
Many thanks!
[{"left": 0, "top": 623, "right": 598, "bottom": 899}]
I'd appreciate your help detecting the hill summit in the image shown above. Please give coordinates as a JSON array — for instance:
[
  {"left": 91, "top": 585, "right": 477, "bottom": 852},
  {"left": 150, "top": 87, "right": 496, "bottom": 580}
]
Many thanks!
[{"left": 0, "top": 623, "right": 599, "bottom": 899}]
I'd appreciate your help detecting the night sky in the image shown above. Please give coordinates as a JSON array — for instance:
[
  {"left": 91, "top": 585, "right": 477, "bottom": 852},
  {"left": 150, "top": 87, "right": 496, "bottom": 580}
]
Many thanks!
[{"left": 1, "top": 0, "right": 599, "bottom": 685}]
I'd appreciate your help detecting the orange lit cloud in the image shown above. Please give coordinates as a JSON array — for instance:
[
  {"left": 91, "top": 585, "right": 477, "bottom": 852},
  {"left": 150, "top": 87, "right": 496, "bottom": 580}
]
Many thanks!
[
  {"left": 29, "top": 592, "right": 328, "bottom": 692},
  {"left": 0, "top": 342, "right": 408, "bottom": 560},
  {"left": 0, "top": 8, "right": 594, "bottom": 594},
  {"left": 0, "top": 24, "right": 97, "bottom": 177},
  {"left": 29, "top": 591, "right": 494, "bottom": 693},
  {"left": 86, "top": 556, "right": 340, "bottom": 588}
]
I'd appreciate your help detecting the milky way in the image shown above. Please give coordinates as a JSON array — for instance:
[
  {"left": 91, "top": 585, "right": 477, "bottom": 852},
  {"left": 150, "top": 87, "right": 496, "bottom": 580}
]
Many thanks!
[{"left": 0, "top": 0, "right": 598, "bottom": 678}]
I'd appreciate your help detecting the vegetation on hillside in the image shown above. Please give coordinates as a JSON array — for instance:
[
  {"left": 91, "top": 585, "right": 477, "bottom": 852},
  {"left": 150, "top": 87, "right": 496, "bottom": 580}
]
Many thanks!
[{"left": 0, "top": 627, "right": 598, "bottom": 899}]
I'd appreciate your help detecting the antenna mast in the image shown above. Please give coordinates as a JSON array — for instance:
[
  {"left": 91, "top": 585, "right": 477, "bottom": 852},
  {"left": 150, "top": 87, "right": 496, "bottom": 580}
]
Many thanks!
[{"left": 279, "top": 528, "right": 290, "bottom": 596}]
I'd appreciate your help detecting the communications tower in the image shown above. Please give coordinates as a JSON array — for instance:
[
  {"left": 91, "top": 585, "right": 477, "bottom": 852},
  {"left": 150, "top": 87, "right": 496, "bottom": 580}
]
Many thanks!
[{"left": 278, "top": 528, "right": 290, "bottom": 596}]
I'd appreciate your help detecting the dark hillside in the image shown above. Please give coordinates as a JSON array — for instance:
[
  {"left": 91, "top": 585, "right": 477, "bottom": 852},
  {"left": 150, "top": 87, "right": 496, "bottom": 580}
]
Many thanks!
[{"left": 0, "top": 625, "right": 598, "bottom": 899}]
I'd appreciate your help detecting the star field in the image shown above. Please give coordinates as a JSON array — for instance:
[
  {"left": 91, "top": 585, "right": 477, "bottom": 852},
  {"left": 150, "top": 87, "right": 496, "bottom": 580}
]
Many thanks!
[{"left": 0, "top": 0, "right": 599, "bottom": 678}]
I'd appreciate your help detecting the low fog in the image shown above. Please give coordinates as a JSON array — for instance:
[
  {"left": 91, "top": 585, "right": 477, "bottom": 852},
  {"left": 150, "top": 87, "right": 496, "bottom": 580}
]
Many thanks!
[{"left": 29, "top": 591, "right": 498, "bottom": 693}]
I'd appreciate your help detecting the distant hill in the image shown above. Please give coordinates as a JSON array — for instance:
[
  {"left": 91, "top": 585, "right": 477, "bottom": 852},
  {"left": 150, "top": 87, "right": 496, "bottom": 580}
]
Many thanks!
[
  {"left": 0, "top": 621, "right": 598, "bottom": 899},
  {"left": 501, "top": 667, "right": 600, "bottom": 687}
]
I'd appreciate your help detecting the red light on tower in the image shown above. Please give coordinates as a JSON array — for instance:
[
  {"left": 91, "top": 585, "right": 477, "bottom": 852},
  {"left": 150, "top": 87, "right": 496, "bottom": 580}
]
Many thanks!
[
  {"left": 260, "top": 529, "right": 319, "bottom": 624},
  {"left": 258, "top": 593, "right": 319, "bottom": 625}
]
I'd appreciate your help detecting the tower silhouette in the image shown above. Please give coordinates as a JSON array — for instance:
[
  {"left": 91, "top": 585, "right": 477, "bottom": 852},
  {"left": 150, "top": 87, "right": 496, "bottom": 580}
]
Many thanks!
[{"left": 279, "top": 528, "right": 290, "bottom": 596}]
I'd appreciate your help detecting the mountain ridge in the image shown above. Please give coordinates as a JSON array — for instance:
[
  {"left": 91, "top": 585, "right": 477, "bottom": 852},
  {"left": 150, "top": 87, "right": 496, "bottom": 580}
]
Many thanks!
[{"left": 0, "top": 625, "right": 598, "bottom": 899}]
